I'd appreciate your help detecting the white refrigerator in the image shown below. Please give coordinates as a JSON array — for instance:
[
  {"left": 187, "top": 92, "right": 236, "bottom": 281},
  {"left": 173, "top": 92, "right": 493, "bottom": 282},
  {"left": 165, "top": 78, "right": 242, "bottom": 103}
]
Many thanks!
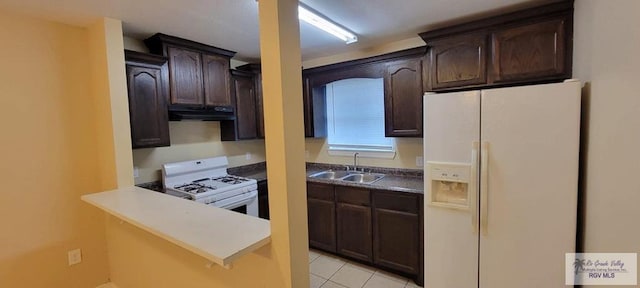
[{"left": 423, "top": 81, "right": 581, "bottom": 288}]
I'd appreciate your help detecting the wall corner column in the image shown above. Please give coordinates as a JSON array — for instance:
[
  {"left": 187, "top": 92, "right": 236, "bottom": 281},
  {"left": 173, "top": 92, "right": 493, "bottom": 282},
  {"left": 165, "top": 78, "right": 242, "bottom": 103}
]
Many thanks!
[
  {"left": 258, "top": 0, "right": 310, "bottom": 287},
  {"left": 88, "top": 17, "right": 133, "bottom": 190}
]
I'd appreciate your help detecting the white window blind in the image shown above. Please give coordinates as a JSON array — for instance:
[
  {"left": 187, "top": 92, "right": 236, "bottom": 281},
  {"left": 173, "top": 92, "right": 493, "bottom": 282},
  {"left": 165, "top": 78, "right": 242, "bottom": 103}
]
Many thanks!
[{"left": 325, "top": 78, "right": 395, "bottom": 158}]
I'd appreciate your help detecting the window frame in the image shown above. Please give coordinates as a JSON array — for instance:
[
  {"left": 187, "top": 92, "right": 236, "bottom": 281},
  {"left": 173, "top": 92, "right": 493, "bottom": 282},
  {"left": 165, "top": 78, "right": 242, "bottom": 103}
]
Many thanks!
[{"left": 324, "top": 78, "right": 396, "bottom": 159}]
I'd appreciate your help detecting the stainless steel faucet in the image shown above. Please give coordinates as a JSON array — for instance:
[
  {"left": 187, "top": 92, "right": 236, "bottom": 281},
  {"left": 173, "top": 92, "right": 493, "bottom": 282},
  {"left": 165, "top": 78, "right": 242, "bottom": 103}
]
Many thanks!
[{"left": 353, "top": 152, "right": 359, "bottom": 172}]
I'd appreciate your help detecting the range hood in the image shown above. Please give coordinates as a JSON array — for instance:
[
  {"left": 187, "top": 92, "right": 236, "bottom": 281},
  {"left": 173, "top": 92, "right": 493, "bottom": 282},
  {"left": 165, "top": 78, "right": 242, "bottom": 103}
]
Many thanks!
[{"left": 168, "top": 106, "right": 235, "bottom": 121}]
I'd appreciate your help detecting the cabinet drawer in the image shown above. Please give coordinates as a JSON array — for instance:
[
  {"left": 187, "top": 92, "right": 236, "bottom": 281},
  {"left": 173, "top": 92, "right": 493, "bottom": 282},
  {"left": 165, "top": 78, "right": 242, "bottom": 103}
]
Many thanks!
[
  {"left": 336, "top": 186, "right": 370, "bottom": 206},
  {"left": 372, "top": 190, "right": 420, "bottom": 214},
  {"left": 307, "top": 182, "right": 335, "bottom": 201}
]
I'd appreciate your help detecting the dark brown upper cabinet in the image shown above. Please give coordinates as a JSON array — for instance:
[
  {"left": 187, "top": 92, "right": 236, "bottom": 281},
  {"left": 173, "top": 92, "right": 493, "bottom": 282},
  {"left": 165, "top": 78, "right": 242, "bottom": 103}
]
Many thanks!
[
  {"left": 221, "top": 70, "right": 258, "bottom": 141},
  {"left": 385, "top": 57, "right": 424, "bottom": 137},
  {"left": 302, "top": 75, "right": 327, "bottom": 138},
  {"left": 490, "top": 18, "right": 569, "bottom": 84},
  {"left": 203, "top": 53, "right": 232, "bottom": 106},
  {"left": 427, "top": 32, "right": 487, "bottom": 90},
  {"left": 166, "top": 46, "right": 203, "bottom": 106},
  {"left": 236, "top": 64, "right": 265, "bottom": 138},
  {"left": 124, "top": 50, "right": 170, "bottom": 149},
  {"left": 302, "top": 47, "right": 426, "bottom": 138},
  {"left": 145, "top": 33, "right": 236, "bottom": 108},
  {"left": 420, "top": 0, "right": 573, "bottom": 91}
]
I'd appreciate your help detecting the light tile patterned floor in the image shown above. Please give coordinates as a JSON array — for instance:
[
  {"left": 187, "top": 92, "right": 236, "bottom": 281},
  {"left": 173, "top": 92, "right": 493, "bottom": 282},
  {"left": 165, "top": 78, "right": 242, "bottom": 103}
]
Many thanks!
[{"left": 308, "top": 249, "right": 421, "bottom": 288}]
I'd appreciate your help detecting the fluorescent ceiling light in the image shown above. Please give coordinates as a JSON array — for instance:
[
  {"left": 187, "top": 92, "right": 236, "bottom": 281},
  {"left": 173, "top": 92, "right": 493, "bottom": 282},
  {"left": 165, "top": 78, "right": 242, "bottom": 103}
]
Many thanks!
[{"left": 298, "top": 5, "right": 358, "bottom": 44}]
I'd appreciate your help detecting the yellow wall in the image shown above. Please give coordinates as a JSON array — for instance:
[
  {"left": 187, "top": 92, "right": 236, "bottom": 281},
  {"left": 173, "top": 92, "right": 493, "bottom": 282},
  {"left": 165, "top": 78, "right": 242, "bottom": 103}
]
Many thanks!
[
  {"left": 573, "top": 0, "right": 640, "bottom": 281},
  {"left": 105, "top": 216, "right": 286, "bottom": 288},
  {"left": 89, "top": 18, "right": 134, "bottom": 189},
  {"left": 0, "top": 10, "right": 111, "bottom": 287}
]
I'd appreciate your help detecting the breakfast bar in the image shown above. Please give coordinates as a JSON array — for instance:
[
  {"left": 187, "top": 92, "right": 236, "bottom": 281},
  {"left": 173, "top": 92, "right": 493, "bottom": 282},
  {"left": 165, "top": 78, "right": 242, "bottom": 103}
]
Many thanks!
[{"left": 82, "top": 186, "right": 271, "bottom": 268}]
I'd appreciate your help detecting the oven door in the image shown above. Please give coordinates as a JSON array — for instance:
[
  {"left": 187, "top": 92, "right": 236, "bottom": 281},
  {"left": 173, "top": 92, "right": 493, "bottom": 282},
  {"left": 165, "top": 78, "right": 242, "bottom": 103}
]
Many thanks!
[{"left": 209, "top": 190, "right": 259, "bottom": 217}]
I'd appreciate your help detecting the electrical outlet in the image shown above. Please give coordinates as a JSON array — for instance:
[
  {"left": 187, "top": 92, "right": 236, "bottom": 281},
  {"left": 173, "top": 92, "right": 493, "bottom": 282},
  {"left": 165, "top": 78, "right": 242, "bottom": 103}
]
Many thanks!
[
  {"left": 416, "top": 156, "right": 424, "bottom": 167},
  {"left": 133, "top": 167, "right": 139, "bottom": 178},
  {"left": 68, "top": 249, "right": 82, "bottom": 266},
  {"left": 245, "top": 152, "right": 251, "bottom": 160}
]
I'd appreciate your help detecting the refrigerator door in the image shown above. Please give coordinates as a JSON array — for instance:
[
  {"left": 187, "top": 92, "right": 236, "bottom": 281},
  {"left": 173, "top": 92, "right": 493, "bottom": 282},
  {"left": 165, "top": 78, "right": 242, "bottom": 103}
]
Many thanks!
[
  {"left": 479, "top": 81, "right": 580, "bottom": 288},
  {"left": 424, "top": 91, "right": 480, "bottom": 288}
]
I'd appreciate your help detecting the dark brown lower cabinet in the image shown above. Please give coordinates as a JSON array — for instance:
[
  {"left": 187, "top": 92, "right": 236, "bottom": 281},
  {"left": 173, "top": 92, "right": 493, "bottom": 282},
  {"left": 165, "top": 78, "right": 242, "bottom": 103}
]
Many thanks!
[
  {"left": 307, "top": 183, "right": 336, "bottom": 252},
  {"left": 306, "top": 182, "right": 424, "bottom": 286},
  {"left": 372, "top": 190, "right": 423, "bottom": 285},
  {"left": 373, "top": 208, "right": 420, "bottom": 273},
  {"left": 336, "top": 187, "right": 372, "bottom": 262},
  {"left": 257, "top": 180, "right": 269, "bottom": 220}
]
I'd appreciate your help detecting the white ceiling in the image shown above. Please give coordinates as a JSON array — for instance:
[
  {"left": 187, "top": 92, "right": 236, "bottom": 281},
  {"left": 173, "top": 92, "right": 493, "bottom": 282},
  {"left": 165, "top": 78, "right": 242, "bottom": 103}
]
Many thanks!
[{"left": 0, "top": 0, "right": 555, "bottom": 62}]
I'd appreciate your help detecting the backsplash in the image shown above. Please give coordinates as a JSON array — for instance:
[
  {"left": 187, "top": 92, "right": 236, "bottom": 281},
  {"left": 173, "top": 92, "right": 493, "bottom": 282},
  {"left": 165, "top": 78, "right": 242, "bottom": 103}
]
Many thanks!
[
  {"left": 132, "top": 121, "right": 266, "bottom": 184},
  {"left": 305, "top": 137, "right": 424, "bottom": 170}
]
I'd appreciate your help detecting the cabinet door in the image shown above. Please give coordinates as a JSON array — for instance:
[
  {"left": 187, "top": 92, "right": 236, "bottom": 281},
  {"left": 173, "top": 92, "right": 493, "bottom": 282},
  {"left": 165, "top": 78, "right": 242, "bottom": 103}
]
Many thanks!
[
  {"left": 490, "top": 18, "right": 568, "bottom": 83},
  {"left": 373, "top": 208, "right": 420, "bottom": 275},
  {"left": 255, "top": 72, "right": 265, "bottom": 138},
  {"left": 302, "top": 76, "right": 314, "bottom": 137},
  {"left": 308, "top": 183, "right": 336, "bottom": 252},
  {"left": 308, "top": 198, "right": 336, "bottom": 252},
  {"left": 126, "top": 65, "right": 170, "bottom": 148},
  {"left": 167, "top": 46, "right": 204, "bottom": 106},
  {"left": 385, "top": 58, "right": 424, "bottom": 137},
  {"left": 372, "top": 191, "right": 422, "bottom": 277},
  {"left": 337, "top": 202, "right": 372, "bottom": 262},
  {"left": 202, "top": 53, "right": 232, "bottom": 106},
  {"left": 257, "top": 180, "right": 269, "bottom": 220},
  {"left": 428, "top": 33, "right": 487, "bottom": 90},
  {"left": 232, "top": 73, "right": 258, "bottom": 139},
  {"left": 301, "top": 76, "right": 328, "bottom": 138}
]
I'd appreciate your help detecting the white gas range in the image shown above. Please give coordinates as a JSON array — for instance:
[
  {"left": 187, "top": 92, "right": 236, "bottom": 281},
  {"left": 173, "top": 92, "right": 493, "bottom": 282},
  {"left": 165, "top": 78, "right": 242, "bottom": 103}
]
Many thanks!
[{"left": 162, "top": 156, "right": 259, "bottom": 217}]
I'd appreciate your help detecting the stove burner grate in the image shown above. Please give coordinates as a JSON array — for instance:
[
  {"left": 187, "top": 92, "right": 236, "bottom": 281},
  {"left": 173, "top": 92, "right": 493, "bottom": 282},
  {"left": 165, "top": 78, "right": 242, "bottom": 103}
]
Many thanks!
[
  {"left": 174, "top": 183, "right": 215, "bottom": 194},
  {"left": 211, "top": 175, "right": 250, "bottom": 185}
]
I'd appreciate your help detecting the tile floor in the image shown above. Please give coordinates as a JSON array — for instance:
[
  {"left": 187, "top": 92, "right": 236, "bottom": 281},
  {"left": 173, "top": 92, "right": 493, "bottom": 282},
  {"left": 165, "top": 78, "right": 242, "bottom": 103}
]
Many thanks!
[{"left": 308, "top": 249, "right": 421, "bottom": 288}]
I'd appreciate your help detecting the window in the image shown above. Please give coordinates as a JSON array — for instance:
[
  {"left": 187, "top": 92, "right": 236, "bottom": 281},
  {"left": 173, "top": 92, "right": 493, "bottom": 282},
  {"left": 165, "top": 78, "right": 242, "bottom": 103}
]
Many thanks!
[{"left": 325, "top": 78, "right": 395, "bottom": 158}]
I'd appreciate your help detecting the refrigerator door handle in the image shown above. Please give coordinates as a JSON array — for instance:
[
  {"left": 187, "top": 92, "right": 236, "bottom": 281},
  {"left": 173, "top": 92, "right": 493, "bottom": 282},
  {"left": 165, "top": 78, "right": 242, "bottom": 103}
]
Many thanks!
[
  {"left": 471, "top": 141, "right": 479, "bottom": 234},
  {"left": 481, "top": 141, "right": 489, "bottom": 235}
]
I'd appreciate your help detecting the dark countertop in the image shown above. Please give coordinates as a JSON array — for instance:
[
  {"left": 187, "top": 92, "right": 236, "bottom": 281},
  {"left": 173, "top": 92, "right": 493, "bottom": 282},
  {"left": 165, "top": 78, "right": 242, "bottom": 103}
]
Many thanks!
[
  {"left": 228, "top": 162, "right": 268, "bottom": 182},
  {"left": 137, "top": 162, "right": 423, "bottom": 195},
  {"left": 232, "top": 162, "right": 424, "bottom": 195},
  {"left": 305, "top": 168, "right": 423, "bottom": 194}
]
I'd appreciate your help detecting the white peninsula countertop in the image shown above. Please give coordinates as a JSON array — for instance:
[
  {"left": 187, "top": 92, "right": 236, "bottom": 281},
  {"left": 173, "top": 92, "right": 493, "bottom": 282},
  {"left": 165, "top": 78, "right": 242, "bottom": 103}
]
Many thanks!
[{"left": 82, "top": 186, "right": 271, "bottom": 268}]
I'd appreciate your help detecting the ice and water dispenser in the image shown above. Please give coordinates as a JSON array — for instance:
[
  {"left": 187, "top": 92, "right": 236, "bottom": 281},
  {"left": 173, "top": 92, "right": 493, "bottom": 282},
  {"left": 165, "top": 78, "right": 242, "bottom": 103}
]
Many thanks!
[{"left": 426, "top": 162, "right": 472, "bottom": 210}]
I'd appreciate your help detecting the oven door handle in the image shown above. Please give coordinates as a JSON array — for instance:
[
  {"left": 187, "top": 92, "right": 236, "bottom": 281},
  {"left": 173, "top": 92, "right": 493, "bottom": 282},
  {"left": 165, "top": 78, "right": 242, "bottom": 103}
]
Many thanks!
[{"left": 214, "top": 191, "right": 258, "bottom": 209}]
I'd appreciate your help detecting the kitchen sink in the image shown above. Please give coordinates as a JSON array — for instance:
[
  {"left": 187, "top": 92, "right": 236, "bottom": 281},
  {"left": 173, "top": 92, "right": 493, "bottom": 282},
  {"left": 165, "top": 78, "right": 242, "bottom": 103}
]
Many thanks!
[
  {"left": 340, "top": 173, "right": 385, "bottom": 184},
  {"left": 308, "top": 170, "right": 385, "bottom": 184},
  {"left": 308, "top": 170, "right": 352, "bottom": 180}
]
